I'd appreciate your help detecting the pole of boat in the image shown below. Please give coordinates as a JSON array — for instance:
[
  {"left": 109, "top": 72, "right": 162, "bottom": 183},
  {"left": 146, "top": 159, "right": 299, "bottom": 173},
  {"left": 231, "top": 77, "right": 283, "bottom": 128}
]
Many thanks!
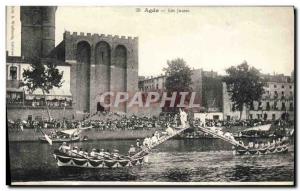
[{"left": 63, "top": 102, "right": 66, "bottom": 128}]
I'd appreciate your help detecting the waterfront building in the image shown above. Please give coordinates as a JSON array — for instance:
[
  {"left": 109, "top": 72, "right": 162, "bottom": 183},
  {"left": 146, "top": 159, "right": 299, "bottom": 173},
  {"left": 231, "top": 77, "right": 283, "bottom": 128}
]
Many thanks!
[
  {"left": 223, "top": 73, "right": 294, "bottom": 121},
  {"left": 138, "top": 69, "right": 223, "bottom": 114}
]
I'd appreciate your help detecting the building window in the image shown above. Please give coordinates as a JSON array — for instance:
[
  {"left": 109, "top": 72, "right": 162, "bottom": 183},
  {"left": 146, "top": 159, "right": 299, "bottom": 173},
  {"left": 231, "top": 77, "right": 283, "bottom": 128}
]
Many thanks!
[
  {"left": 282, "top": 102, "right": 286, "bottom": 111},
  {"left": 289, "top": 85, "right": 292, "bottom": 89},
  {"left": 258, "top": 102, "right": 262, "bottom": 110},
  {"left": 272, "top": 114, "right": 276, "bottom": 120},
  {"left": 10, "top": 66, "right": 17, "bottom": 80},
  {"left": 274, "top": 91, "right": 278, "bottom": 99},
  {"left": 274, "top": 101, "right": 278, "bottom": 110},
  {"left": 282, "top": 85, "right": 284, "bottom": 88},
  {"left": 264, "top": 113, "right": 268, "bottom": 120},
  {"left": 274, "top": 84, "right": 277, "bottom": 88},
  {"left": 213, "top": 115, "right": 219, "bottom": 120},
  {"left": 249, "top": 114, "right": 253, "bottom": 119},
  {"left": 281, "top": 91, "right": 285, "bottom": 99},
  {"left": 266, "top": 102, "right": 270, "bottom": 111}
]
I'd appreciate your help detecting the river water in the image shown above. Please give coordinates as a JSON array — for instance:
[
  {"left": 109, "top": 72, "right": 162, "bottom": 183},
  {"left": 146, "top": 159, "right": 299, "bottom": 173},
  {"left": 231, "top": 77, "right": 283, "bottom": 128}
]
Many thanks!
[{"left": 8, "top": 139, "right": 294, "bottom": 183}]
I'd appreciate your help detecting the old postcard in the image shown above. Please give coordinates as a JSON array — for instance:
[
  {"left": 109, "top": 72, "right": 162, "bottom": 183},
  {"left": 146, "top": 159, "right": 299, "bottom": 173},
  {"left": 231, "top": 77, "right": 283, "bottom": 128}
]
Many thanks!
[{"left": 6, "top": 6, "right": 295, "bottom": 186}]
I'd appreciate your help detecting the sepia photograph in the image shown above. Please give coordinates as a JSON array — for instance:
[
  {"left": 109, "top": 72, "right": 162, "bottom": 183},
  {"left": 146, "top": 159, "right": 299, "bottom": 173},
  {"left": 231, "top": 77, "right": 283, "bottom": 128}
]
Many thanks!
[{"left": 5, "top": 6, "right": 295, "bottom": 186}]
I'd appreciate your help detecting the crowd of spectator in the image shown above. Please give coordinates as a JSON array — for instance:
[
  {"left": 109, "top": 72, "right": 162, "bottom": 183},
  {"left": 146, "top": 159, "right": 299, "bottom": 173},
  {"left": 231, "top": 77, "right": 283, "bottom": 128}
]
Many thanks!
[{"left": 7, "top": 111, "right": 294, "bottom": 137}]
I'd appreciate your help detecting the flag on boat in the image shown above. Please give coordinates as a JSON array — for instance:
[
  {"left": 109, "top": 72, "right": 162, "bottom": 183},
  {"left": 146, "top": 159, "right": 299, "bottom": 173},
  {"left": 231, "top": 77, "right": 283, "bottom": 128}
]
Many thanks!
[
  {"left": 44, "top": 133, "right": 53, "bottom": 145},
  {"left": 39, "top": 127, "right": 52, "bottom": 145},
  {"left": 57, "top": 126, "right": 92, "bottom": 137},
  {"left": 243, "top": 124, "right": 271, "bottom": 132}
]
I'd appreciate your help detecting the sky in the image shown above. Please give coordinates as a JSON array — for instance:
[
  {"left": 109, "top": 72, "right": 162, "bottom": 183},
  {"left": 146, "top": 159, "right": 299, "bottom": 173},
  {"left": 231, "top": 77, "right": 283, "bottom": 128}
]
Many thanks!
[{"left": 6, "top": 6, "right": 294, "bottom": 76}]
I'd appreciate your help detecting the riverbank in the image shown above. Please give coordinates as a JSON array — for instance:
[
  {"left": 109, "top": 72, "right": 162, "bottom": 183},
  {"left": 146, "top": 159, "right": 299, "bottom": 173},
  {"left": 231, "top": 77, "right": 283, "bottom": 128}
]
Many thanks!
[
  {"left": 8, "top": 125, "right": 289, "bottom": 142},
  {"left": 8, "top": 128, "right": 158, "bottom": 142}
]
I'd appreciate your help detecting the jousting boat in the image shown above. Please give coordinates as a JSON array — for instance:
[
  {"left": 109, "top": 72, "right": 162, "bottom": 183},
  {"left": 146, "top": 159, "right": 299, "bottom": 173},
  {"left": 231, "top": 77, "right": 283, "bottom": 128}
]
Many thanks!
[
  {"left": 233, "top": 144, "right": 289, "bottom": 155},
  {"left": 53, "top": 124, "right": 190, "bottom": 169},
  {"left": 53, "top": 149, "right": 147, "bottom": 169}
]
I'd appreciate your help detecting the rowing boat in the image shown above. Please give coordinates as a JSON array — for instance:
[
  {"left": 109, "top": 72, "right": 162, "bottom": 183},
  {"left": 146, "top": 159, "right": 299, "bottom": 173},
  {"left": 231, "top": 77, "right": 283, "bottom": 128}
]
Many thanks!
[
  {"left": 53, "top": 149, "right": 147, "bottom": 169},
  {"left": 233, "top": 144, "right": 289, "bottom": 155}
]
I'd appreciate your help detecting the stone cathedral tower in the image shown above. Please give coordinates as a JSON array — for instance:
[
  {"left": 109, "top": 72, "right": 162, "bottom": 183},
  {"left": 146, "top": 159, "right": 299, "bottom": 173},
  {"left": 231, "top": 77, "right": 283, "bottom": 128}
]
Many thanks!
[{"left": 20, "top": 6, "right": 57, "bottom": 58}]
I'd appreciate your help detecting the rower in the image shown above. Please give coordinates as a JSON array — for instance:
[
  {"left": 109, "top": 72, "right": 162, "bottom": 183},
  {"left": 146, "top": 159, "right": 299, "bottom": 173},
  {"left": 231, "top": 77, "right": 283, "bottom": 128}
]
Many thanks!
[
  {"left": 136, "top": 139, "right": 141, "bottom": 148},
  {"left": 78, "top": 148, "right": 84, "bottom": 155},
  {"left": 90, "top": 148, "right": 97, "bottom": 158},
  {"left": 59, "top": 142, "right": 66, "bottom": 153},
  {"left": 112, "top": 149, "right": 120, "bottom": 159},
  {"left": 128, "top": 145, "right": 136, "bottom": 156},
  {"left": 248, "top": 142, "right": 254, "bottom": 148},
  {"left": 71, "top": 146, "right": 79, "bottom": 157},
  {"left": 104, "top": 149, "right": 111, "bottom": 158},
  {"left": 238, "top": 141, "right": 244, "bottom": 146},
  {"left": 98, "top": 149, "right": 105, "bottom": 158},
  {"left": 81, "top": 149, "right": 88, "bottom": 157}
]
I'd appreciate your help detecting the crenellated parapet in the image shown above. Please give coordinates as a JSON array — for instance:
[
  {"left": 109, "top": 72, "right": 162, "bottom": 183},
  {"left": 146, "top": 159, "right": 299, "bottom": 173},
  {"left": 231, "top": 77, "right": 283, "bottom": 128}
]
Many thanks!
[
  {"left": 64, "top": 31, "right": 138, "bottom": 45},
  {"left": 63, "top": 31, "right": 138, "bottom": 71}
]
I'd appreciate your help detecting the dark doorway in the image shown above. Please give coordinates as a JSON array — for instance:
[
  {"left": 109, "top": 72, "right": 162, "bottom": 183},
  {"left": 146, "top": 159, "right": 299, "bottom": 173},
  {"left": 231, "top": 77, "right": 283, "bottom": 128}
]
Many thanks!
[
  {"left": 97, "top": 102, "right": 104, "bottom": 112},
  {"left": 263, "top": 113, "right": 268, "bottom": 120}
]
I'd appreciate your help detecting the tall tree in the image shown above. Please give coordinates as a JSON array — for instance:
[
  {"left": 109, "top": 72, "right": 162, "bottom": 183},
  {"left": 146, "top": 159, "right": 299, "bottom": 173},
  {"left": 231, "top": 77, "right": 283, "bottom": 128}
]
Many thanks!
[
  {"left": 223, "top": 61, "right": 265, "bottom": 120},
  {"left": 164, "top": 58, "right": 192, "bottom": 92},
  {"left": 163, "top": 58, "right": 192, "bottom": 111},
  {"left": 21, "top": 58, "right": 64, "bottom": 121}
]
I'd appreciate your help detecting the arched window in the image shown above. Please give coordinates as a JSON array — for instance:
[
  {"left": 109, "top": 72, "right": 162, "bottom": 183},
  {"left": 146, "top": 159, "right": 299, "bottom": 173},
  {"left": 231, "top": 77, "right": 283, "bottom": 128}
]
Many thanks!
[
  {"left": 76, "top": 41, "right": 91, "bottom": 64},
  {"left": 76, "top": 41, "right": 91, "bottom": 112},
  {"left": 95, "top": 41, "right": 111, "bottom": 65},
  {"left": 115, "top": 45, "right": 127, "bottom": 68}
]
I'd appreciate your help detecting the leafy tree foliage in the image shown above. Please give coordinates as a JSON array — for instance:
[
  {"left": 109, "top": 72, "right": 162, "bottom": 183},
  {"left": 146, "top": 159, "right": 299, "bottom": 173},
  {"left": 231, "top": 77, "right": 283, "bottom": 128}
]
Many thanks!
[
  {"left": 163, "top": 58, "right": 192, "bottom": 111},
  {"left": 21, "top": 58, "right": 64, "bottom": 120},
  {"left": 163, "top": 58, "right": 192, "bottom": 92},
  {"left": 223, "top": 61, "right": 265, "bottom": 120}
]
